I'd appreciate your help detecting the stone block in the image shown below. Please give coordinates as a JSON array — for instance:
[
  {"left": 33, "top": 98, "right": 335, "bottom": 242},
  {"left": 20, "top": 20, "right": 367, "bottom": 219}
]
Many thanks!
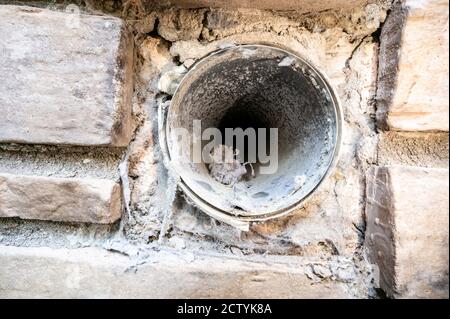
[
  {"left": 0, "top": 173, "right": 122, "bottom": 224},
  {"left": 0, "top": 245, "right": 355, "bottom": 298},
  {"left": 365, "top": 165, "right": 449, "bottom": 298},
  {"left": 377, "top": 0, "right": 449, "bottom": 131},
  {"left": 0, "top": 5, "right": 134, "bottom": 146}
]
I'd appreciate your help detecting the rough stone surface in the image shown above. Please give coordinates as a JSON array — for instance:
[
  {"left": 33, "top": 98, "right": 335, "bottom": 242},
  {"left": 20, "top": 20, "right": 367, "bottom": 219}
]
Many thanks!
[
  {"left": 376, "top": 0, "right": 449, "bottom": 131},
  {"left": 378, "top": 132, "right": 449, "bottom": 169},
  {"left": 0, "top": 245, "right": 355, "bottom": 298},
  {"left": 144, "top": 0, "right": 369, "bottom": 12},
  {"left": 137, "top": 37, "right": 174, "bottom": 85},
  {"left": 0, "top": 5, "right": 134, "bottom": 146},
  {"left": 365, "top": 166, "right": 449, "bottom": 298},
  {"left": 157, "top": 8, "right": 205, "bottom": 42},
  {"left": 0, "top": 144, "right": 124, "bottom": 179},
  {"left": 0, "top": 218, "right": 118, "bottom": 249},
  {"left": 0, "top": 174, "right": 122, "bottom": 224}
]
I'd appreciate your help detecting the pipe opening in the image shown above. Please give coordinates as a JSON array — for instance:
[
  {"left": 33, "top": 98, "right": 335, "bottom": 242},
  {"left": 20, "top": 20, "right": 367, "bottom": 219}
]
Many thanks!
[{"left": 164, "top": 45, "right": 341, "bottom": 221}]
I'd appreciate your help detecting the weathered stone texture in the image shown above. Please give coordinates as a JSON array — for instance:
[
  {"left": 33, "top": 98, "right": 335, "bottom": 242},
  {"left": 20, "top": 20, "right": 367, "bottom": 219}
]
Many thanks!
[
  {"left": 377, "top": 0, "right": 449, "bottom": 131},
  {"left": 365, "top": 166, "right": 449, "bottom": 298},
  {"left": 0, "top": 174, "right": 122, "bottom": 224},
  {"left": 144, "top": 0, "right": 368, "bottom": 12},
  {"left": 378, "top": 132, "right": 449, "bottom": 169},
  {"left": 0, "top": 245, "right": 354, "bottom": 298},
  {"left": 0, "top": 5, "right": 134, "bottom": 146}
]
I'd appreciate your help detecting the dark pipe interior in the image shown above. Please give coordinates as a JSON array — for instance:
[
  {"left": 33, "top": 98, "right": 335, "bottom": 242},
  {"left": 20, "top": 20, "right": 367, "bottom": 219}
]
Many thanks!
[{"left": 218, "top": 97, "right": 271, "bottom": 168}]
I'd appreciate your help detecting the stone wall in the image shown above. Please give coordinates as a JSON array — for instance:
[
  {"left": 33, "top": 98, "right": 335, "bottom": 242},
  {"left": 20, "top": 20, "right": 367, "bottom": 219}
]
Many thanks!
[{"left": 0, "top": 0, "right": 448, "bottom": 298}]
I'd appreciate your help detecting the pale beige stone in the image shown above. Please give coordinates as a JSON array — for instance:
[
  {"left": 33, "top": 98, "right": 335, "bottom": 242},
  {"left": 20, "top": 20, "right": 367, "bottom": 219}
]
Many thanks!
[
  {"left": 0, "top": 174, "right": 122, "bottom": 224},
  {"left": 0, "top": 245, "right": 354, "bottom": 298},
  {"left": 377, "top": 0, "right": 449, "bottom": 131},
  {"left": 0, "top": 5, "right": 134, "bottom": 146},
  {"left": 365, "top": 166, "right": 449, "bottom": 298}
]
